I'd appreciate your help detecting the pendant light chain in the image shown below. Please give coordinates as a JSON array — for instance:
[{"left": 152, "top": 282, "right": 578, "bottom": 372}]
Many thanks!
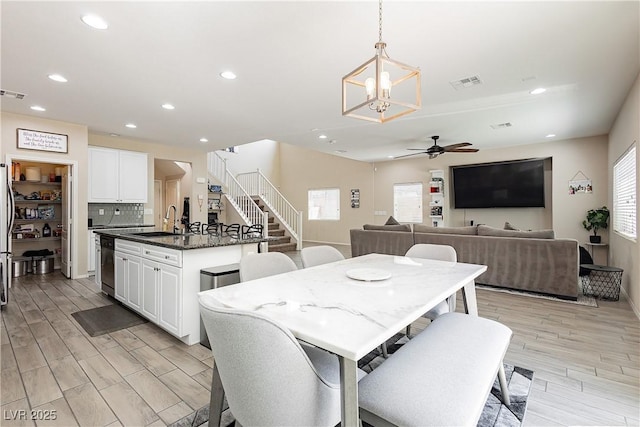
[{"left": 378, "top": 0, "right": 383, "bottom": 43}]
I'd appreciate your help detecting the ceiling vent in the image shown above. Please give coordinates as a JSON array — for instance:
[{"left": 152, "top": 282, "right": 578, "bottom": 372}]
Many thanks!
[
  {"left": 490, "top": 122, "right": 513, "bottom": 130},
  {"left": 0, "top": 89, "right": 27, "bottom": 99},
  {"left": 450, "top": 76, "right": 482, "bottom": 90}
]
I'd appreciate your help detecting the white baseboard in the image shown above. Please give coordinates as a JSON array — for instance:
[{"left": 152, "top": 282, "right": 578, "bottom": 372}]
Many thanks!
[{"left": 620, "top": 286, "right": 640, "bottom": 320}]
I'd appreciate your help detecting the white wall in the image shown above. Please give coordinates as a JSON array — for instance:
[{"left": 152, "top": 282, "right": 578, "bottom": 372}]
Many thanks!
[
  {"left": 217, "top": 139, "right": 281, "bottom": 187},
  {"left": 608, "top": 72, "right": 639, "bottom": 314}
]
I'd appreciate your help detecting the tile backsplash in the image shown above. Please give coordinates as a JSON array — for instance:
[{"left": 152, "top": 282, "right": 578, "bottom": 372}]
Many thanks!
[{"left": 88, "top": 203, "right": 144, "bottom": 227}]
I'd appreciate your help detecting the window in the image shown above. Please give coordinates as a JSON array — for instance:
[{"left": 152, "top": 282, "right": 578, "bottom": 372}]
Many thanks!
[
  {"left": 308, "top": 188, "right": 340, "bottom": 220},
  {"left": 613, "top": 144, "right": 636, "bottom": 240},
  {"left": 393, "top": 183, "right": 423, "bottom": 223}
]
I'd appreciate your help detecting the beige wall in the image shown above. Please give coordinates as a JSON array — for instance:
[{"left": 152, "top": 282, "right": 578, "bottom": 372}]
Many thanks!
[
  {"left": 1, "top": 112, "right": 89, "bottom": 279},
  {"left": 373, "top": 135, "right": 608, "bottom": 242},
  {"left": 609, "top": 72, "right": 639, "bottom": 314},
  {"left": 279, "top": 144, "right": 375, "bottom": 245}
]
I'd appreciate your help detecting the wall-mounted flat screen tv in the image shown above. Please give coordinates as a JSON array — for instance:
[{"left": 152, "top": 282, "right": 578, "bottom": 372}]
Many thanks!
[{"left": 451, "top": 159, "right": 545, "bottom": 208}]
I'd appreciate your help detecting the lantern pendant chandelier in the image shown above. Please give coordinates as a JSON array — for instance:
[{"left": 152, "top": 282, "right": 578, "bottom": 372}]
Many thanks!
[{"left": 342, "top": 0, "right": 421, "bottom": 123}]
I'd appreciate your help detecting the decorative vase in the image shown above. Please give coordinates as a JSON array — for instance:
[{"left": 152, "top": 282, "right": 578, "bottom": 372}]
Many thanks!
[{"left": 589, "top": 235, "right": 601, "bottom": 244}]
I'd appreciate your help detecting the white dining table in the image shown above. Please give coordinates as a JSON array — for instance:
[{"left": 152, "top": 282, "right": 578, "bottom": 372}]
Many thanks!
[{"left": 198, "top": 253, "right": 487, "bottom": 427}]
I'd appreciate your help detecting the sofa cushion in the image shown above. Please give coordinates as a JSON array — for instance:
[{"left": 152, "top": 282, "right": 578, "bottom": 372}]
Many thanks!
[
  {"left": 384, "top": 216, "right": 401, "bottom": 225},
  {"left": 363, "top": 224, "right": 412, "bottom": 232},
  {"left": 478, "top": 225, "right": 555, "bottom": 239},
  {"left": 413, "top": 224, "right": 478, "bottom": 235}
]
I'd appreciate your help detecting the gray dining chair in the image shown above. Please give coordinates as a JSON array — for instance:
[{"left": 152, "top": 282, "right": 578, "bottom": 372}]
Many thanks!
[
  {"left": 239, "top": 252, "right": 297, "bottom": 282},
  {"left": 199, "top": 300, "right": 365, "bottom": 426},
  {"left": 300, "top": 245, "right": 345, "bottom": 268},
  {"left": 405, "top": 243, "right": 458, "bottom": 336}
]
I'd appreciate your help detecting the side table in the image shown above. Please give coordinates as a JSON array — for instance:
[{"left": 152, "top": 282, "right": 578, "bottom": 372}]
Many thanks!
[
  {"left": 580, "top": 264, "right": 623, "bottom": 301},
  {"left": 584, "top": 243, "right": 609, "bottom": 265}
]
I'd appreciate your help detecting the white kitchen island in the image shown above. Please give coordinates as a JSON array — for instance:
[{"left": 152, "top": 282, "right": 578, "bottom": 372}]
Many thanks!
[{"left": 95, "top": 229, "right": 270, "bottom": 345}]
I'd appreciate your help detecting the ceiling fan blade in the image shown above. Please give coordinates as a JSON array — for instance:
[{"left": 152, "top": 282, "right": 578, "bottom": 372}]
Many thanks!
[
  {"left": 394, "top": 151, "right": 428, "bottom": 159},
  {"left": 449, "top": 148, "right": 479, "bottom": 153},
  {"left": 442, "top": 142, "right": 472, "bottom": 151}
]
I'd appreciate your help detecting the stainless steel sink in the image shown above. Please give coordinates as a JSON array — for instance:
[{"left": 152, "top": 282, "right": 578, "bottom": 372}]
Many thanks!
[{"left": 130, "top": 231, "right": 180, "bottom": 237}]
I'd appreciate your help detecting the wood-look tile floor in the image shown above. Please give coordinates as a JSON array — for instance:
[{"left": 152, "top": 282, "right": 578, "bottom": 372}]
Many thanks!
[{"left": 1, "top": 245, "right": 638, "bottom": 426}]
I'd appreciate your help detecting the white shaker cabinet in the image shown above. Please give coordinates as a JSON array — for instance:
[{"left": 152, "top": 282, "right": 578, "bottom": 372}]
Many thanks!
[
  {"left": 141, "top": 259, "right": 182, "bottom": 335},
  {"left": 88, "top": 146, "right": 148, "bottom": 203},
  {"left": 88, "top": 231, "right": 96, "bottom": 273}
]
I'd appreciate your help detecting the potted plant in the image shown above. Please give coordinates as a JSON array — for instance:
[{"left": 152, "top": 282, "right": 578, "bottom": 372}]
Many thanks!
[{"left": 582, "top": 206, "right": 610, "bottom": 243}]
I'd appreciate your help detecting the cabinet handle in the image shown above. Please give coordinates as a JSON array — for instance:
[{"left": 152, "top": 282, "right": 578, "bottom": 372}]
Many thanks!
[
  {"left": 165, "top": 255, "right": 170, "bottom": 259},
  {"left": 145, "top": 251, "right": 150, "bottom": 254}
]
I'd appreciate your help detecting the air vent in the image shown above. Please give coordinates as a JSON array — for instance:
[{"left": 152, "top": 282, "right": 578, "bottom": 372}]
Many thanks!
[
  {"left": 490, "top": 122, "right": 513, "bottom": 130},
  {"left": 0, "top": 89, "right": 27, "bottom": 99},
  {"left": 449, "top": 76, "right": 482, "bottom": 90}
]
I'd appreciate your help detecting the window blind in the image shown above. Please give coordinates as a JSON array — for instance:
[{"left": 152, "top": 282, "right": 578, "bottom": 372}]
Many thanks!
[
  {"left": 613, "top": 145, "right": 636, "bottom": 240},
  {"left": 393, "top": 183, "right": 423, "bottom": 223}
]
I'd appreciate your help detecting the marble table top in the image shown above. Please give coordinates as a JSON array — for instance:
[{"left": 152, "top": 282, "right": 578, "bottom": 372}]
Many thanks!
[{"left": 199, "top": 253, "right": 487, "bottom": 360}]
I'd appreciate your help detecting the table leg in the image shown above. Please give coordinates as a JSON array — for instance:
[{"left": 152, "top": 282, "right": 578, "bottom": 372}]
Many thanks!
[
  {"left": 209, "top": 363, "right": 225, "bottom": 427},
  {"left": 339, "top": 356, "right": 359, "bottom": 427},
  {"left": 461, "top": 280, "right": 478, "bottom": 316}
]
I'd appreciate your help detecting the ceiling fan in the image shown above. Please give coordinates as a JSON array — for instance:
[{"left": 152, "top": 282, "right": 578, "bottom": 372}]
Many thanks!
[{"left": 397, "top": 135, "right": 479, "bottom": 159}]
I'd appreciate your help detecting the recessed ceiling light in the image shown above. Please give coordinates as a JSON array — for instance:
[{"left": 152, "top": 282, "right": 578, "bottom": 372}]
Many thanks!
[
  {"left": 545, "top": 134, "right": 556, "bottom": 138},
  {"left": 48, "top": 74, "right": 67, "bottom": 83},
  {"left": 125, "top": 123, "right": 137, "bottom": 129},
  {"left": 318, "top": 134, "right": 328, "bottom": 139},
  {"left": 220, "top": 71, "right": 237, "bottom": 80},
  {"left": 30, "top": 105, "right": 46, "bottom": 112},
  {"left": 162, "top": 103, "right": 175, "bottom": 110},
  {"left": 530, "top": 87, "right": 546, "bottom": 95},
  {"left": 334, "top": 150, "right": 347, "bottom": 154},
  {"left": 81, "top": 14, "right": 109, "bottom": 30},
  {"left": 387, "top": 155, "right": 394, "bottom": 159},
  {"left": 110, "top": 133, "right": 120, "bottom": 137},
  {"left": 200, "top": 138, "right": 208, "bottom": 143}
]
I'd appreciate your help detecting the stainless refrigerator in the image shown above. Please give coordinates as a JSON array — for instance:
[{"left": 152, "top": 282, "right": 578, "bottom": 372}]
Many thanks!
[{"left": 0, "top": 162, "right": 15, "bottom": 307}]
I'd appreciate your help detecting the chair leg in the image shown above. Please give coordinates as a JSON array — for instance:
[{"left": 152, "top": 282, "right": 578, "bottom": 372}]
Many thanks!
[
  {"left": 406, "top": 324, "right": 412, "bottom": 338},
  {"left": 381, "top": 342, "right": 388, "bottom": 358},
  {"left": 497, "top": 363, "right": 511, "bottom": 406},
  {"left": 209, "top": 363, "right": 226, "bottom": 427}
]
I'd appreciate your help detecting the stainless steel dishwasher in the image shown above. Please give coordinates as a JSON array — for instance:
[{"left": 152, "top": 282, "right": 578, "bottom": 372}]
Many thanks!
[{"left": 100, "top": 235, "right": 115, "bottom": 297}]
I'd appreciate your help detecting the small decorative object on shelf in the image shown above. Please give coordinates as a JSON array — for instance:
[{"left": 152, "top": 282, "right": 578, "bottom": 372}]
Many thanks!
[{"left": 429, "top": 170, "right": 445, "bottom": 227}]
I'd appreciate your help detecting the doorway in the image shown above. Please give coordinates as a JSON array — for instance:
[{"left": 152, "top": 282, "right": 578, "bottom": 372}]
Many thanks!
[
  {"left": 6, "top": 154, "right": 77, "bottom": 279},
  {"left": 153, "top": 160, "right": 191, "bottom": 229}
]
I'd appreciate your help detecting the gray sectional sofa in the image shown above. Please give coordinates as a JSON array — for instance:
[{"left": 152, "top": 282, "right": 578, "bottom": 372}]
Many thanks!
[{"left": 350, "top": 224, "right": 579, "bottom": 300}]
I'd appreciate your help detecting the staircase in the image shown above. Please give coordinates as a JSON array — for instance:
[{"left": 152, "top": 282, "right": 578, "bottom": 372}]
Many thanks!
[{"left": 254, "top": 198, "right": 297, "bottom": 253}]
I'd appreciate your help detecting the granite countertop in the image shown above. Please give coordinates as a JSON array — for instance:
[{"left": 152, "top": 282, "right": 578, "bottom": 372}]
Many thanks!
[
  {"left": 89, "top": 224, "right": 155, "bottom": 230},
  {"left": 94, "top": 228, "right": 275, "bottom": 250}
]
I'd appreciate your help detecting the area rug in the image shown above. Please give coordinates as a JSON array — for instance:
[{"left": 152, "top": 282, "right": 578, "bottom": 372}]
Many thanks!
[
  {"left": 476, "top": 283, "right": 598, "bottom": 307},
  {"left": 169, "top": 334, "right": 534, "bottom": 427},
  {"left": 71, "top": 303, "right": 147, "bottom": 337}
]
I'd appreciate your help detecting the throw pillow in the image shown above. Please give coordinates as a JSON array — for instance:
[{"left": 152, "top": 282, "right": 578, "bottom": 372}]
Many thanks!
[
  {"left": 363, "top": 224, "right": 412, "bottom": 232},
  {"left": 478, "top": 225, "right": 555, "bottom": 239},
  {"left": 504, "top": 221, "right": 520, "bottom": 231},
  {"left": 384, "top": 216, "right": 400, "bottom": 226},
  {"left": 413, "top": 224, "right": 478, "bottom": 235}
]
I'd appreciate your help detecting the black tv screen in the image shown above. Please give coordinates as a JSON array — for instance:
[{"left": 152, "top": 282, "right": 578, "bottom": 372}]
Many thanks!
[{"left": 452, "top": 159, "right": 545, "bottom": 208}]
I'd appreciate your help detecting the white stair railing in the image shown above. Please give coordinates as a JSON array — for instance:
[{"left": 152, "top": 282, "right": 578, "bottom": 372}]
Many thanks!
[
  {"left": 237, "top": 170, "right": 302, "bottom": 249},
  {"left": 206, "top": 152, "right": 267, "bottom": 236}
]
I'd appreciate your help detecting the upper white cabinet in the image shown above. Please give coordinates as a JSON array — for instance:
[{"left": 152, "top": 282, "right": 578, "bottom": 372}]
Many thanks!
[{"left": 88, "top": 146, "right": 148, "bottom": 203}]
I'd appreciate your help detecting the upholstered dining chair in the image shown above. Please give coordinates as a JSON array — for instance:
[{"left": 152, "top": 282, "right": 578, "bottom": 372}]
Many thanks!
[
  {"left": 404, "top": 243, "right": 458, "bottom": 336},
  {"left": 239, "top": 252, "right": 298, "bottom": 282},
  {"left": 300, "top": 245, "right": 345, "bottom": 268},
  {"left": 199, "top": 300, "right": 364, "bottom": 427}
]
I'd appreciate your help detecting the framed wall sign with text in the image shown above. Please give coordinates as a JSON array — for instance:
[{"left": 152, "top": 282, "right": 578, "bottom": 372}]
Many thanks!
[{"left": 17, "top": 128, "right": 68, "bottom": 153}]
